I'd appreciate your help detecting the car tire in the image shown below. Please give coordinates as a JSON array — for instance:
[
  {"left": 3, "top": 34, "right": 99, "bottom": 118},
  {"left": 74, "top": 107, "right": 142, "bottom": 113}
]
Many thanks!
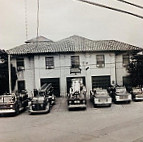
[
  {"left": 108, "top": 104, "right": 112, "bottom": 107},
  {"left": 47, "top": 103, "right": 50, "bottom": 113},
  {"left": 15, "top": 107, "right": 19, "bottom": 115},
  {"left": 94, "top": 104, "right": 97, "bottom": 108},
  {"left": 127, "top": 101, "right": 131, "bottom": 104},
  {"left": 29, "top": 111, "right": 32, "bottom": 115}
]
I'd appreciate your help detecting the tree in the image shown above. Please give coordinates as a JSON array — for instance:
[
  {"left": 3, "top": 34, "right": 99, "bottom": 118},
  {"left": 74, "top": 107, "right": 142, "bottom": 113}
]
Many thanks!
[
  {"left": 127, "top": 53, "right": 143, "bottom": 87},
  {"left": 0, "top": 50, "right": 17, "bottom": 94}
]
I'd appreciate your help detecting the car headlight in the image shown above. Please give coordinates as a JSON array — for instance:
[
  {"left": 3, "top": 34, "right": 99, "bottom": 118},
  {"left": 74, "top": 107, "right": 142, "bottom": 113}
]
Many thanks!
[
  {"left": 68, "top": 101, "right": 72, "bottom": 104},
  {"left": 82, "top": 100, "right": 86, "bottom": 103},
  {"left": 94, "top": 98, "right": 98, "bottom": 102},
  {"left": 115, "top": 96, "right": 119, "bottom": 99},
  {"left": 10, "top": 105, "right": 13, "bottom": 108}
]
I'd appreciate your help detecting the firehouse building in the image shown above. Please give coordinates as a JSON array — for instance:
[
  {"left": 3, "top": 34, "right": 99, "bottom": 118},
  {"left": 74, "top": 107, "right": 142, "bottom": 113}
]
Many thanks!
[{"left": 7, "top": 35, "right": 141, "bottom": 97}]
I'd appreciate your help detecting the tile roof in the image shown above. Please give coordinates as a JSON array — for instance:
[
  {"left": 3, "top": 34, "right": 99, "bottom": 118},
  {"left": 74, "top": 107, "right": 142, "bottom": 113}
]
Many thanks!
[
  {"left": 7, "top": 35, "right": 142, "bottom": 55},
  {"left": 25, "top": 36, "right": 53, "bottom": 43}
]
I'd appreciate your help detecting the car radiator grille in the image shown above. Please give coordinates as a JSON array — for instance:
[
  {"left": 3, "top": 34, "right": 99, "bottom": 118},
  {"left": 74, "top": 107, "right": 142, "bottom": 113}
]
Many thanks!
[
  {"left": 119, "top": 95, "right": 128, "bottom": 99},
  {"left": 32, "top": 104, "right": 45, "bottom": 110},
  {"left": 136, "top": 95, "right": 143, "bottom": 98}
]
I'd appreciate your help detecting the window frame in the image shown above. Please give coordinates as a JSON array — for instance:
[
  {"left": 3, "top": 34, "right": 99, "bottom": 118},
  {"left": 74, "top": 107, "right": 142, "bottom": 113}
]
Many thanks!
[
  {"left": 16, "top": 57, "right": 25, "bottom": 71},
  {"left": 123, "top": 54, "right": 130, "bottom": 66},
  {"left": 96, "top": 55, "right": 105, "bottom": 68},
  {"left": 71, "top": 56, "right": 80, "bottom": 68},
  {"left": 45, "top": 57, "right": 54, "bottom": 69}
]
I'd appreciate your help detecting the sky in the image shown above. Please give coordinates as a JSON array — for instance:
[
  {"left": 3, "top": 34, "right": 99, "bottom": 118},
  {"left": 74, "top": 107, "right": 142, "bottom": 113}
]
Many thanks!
[{"left": 0, "top": 0, "right": 143, "bottom": 50}]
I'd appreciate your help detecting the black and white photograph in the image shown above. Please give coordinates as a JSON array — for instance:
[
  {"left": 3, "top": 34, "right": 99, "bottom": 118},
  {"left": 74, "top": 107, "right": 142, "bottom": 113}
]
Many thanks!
[{"left": 0, "top": 0, "right": 143, "bottom": 142}]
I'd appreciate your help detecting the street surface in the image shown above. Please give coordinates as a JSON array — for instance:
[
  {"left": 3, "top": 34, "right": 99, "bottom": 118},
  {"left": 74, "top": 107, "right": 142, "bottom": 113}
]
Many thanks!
[{"left": 1, "top": 97, "right": 143, "bottom": 142}]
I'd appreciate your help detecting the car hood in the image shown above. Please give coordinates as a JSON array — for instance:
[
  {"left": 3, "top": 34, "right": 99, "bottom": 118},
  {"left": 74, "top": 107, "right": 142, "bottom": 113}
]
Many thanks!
[{"left": 116, "top": 92, "right": 130, "bottom": 96}]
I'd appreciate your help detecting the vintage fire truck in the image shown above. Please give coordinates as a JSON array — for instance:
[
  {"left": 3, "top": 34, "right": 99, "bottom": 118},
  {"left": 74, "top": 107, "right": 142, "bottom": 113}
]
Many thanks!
[
  {"left": 67, "top": 78, "right": 87, "bottom": 110},
  {"left": 29, "top": 83, "right": 55, "bottom": 114},
  {"left": 0, "top": 90, "right": 28, "bottom": 115}
]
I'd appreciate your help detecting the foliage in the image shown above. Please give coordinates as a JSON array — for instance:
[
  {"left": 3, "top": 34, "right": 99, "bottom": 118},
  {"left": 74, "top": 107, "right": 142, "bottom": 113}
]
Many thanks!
[
  {"left": 0, "top": 50, "right": 17, "bottom": 94},
  {"left": 127, "top": 53, "right": 143, "bottom": 87}
]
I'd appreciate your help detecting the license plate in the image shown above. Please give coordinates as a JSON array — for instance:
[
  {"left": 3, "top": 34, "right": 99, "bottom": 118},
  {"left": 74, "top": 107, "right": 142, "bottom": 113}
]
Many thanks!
[
  {"left": 99, "top": 99, "right": 106, "bottom": 102},
  {"left": 120, "top": 96, "right": 128, "bottom": 99}
]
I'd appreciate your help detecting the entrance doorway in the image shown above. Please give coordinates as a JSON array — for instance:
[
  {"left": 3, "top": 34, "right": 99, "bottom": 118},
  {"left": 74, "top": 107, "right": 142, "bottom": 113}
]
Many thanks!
[{"left": 66, "top": 77, "right": 86, "bottom": 93}]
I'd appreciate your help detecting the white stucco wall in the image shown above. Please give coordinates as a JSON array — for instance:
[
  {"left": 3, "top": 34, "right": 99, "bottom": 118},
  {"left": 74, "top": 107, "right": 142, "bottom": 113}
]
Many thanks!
[
  {"left": 11, "top": 52, "right": 128, "bottom": 97},
  {"left": 115, "top": 54, "right": 129, "bottom": 86}
]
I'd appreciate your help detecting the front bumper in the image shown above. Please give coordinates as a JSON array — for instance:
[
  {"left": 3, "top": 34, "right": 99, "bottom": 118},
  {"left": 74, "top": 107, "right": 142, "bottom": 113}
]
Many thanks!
[
  {"left": 68, "top": 104, "right": 86, "bottom": 109},
  {"left": 29, "top": 106, "right": 49, "bottom": 113},
  {"left": 94, "top": 98, "right": 112, "bottom": 106},
  {"left": 115, "top": 95, "right": 131, "bottom": 102},
  {"left": 29, "top": 109, "right": 49, "bottom": 114},
  {"left": 94, "top": 101, "right": 112, "bottom": 106},
  {"left": 134, "top": 95, "right": 143, "bottom": 101},
  {"left": 0, "top": 109, "right": 16, "bottom": 114}
]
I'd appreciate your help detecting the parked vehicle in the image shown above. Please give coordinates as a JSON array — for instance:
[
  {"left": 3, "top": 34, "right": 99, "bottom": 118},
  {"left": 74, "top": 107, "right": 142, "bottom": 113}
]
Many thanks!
[
  {"left": 108, "top": 86, "right": 131, "bottom": 103},
  {"left": 0, "top": 90, "right": 28, "bottom": 115},
  {"left": 67, "top": 78, "right": 87, "bottom": 110},
  {"left": 90, "top": 88, "right": 112, "bottom": 107},
  {"left": 130, "top": 87, "right": 143, "bottom": 101},
  {"left": 29, "top": 83, "right": 55, "bottom": 114}
]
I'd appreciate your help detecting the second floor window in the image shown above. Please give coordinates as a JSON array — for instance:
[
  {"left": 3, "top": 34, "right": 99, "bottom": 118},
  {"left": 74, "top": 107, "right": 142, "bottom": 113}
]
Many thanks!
[
  {"left": 16, "top": 57, "right": 25, "bottom": 70},
  {"left": 123, "top": 54, "right": 129, "bottom": 65},
  {"left": 45, "top": 57, "right": 54, "bottom": 69},
  {"left": 71, "top": 56, "right": 80, "bottom": 68},
  {"left": 96, "top": 55, "right": 105, "bottom": 68}
]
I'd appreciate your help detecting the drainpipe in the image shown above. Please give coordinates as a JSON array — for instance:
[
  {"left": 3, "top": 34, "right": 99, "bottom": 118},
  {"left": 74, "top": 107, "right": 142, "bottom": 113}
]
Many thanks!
[
  {"left": 8, "top": 54, "right": 12, "bottom": 94},
  {"left": 115, "top": 54, "right": 117, "bottom": 85}
]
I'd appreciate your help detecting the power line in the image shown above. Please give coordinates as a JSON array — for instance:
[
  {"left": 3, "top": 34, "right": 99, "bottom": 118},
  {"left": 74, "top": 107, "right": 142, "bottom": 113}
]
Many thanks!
[
  {"left": 116, "top": 0, "right": 143, "bottom": 9},
  {"left": 76, "top": 0, "right": 143, "bottom": 19}
]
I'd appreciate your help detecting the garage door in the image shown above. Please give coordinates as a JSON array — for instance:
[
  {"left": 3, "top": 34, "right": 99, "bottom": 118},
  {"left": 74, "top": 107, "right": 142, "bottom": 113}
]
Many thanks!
[
  {"left": 92, "top": 76, "right": 110, "bottom": 89},
  {"left": 40, "top": 78, "right": 60, "bottom": 97}
]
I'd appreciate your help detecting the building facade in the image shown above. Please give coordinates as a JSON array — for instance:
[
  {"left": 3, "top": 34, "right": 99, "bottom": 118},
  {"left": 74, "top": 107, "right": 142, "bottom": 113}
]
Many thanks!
[{"left": 7, "top": 35, "right": 141, "bottom": 97}]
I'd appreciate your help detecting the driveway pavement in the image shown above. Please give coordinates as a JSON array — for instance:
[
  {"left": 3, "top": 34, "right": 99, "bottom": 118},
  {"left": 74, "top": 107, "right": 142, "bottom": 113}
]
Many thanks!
[{"left": 1, "top": 97, "right": 143, "bottom": 142}]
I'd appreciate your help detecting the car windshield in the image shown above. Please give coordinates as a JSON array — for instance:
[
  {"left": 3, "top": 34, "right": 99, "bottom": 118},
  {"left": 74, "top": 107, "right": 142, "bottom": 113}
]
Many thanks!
[{"left": 116, "top": 87, "right": 126, "bottom": 93}]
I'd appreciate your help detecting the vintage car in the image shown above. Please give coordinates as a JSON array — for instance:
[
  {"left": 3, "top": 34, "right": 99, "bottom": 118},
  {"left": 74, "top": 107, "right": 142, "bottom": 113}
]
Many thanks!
[
  {"left": 0, "top": 90, "right": 28, "bottom": 115},
  {"left": 29, "top": 83, "right": 55, "bottom": 114},
  {"left": 130, "top": 87, "right": 143, "bottom": 101},
  {"left": 90, "top": 88, "right": 112, "bottom": 107},
  {"left": 67, "top": 78, "right": 87, "bottom": 110},
  {"left": 108, "top": 86, "right": 132, "bottom": 103}
]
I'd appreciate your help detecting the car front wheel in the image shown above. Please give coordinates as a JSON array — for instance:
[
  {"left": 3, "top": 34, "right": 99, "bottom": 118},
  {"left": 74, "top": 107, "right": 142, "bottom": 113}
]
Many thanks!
[{"left": 46, "top": 103, "right": 50, "bottom": 113}]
